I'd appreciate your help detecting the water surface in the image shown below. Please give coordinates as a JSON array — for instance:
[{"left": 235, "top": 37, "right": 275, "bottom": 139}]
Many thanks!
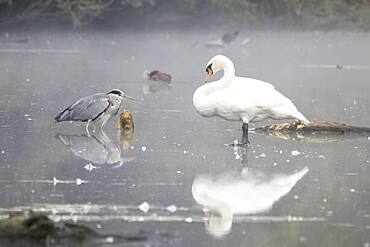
[{"left": 0, "top": 30, "right": 370, "bottom": 246}]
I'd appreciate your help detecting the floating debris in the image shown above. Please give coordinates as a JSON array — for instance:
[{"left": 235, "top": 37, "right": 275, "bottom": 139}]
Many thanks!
[
  {"left": 144, "top": 70, "right": 172, "bottom": 83},
  {"left": 330, "top": 222, "right": 356, "bottom": 228},
  {"left": 240, "top": 37, "right": 250, "bottom": 46},
  {"left": 2, "top": 37, "right": 30, "bottom": 43},
  {"left": 184, "top": 217, "right": 193, "bottom": 223},
  {"left": 166, "top": 205, "right": 177, "bottom": 213},
  {"left": 302, "top": 64, "right": 370, "bottom": 70},
  {"left": 205, "top": 40, "right": 225, "bottom": 48},
  {"left": 0, "top": 49, "right": 81, "bottom": 54},
  {"left": 117, "top": 110, "right": 134, "bottom": 150},
  {"left": 291, "top": 150, "right": 301, "bottom": 156},
  {"left": 253, "top": 121, "right": 370, "bottom": 143},
  {"left": 138, "top": 202, "right": 150, "bottom": 213}
]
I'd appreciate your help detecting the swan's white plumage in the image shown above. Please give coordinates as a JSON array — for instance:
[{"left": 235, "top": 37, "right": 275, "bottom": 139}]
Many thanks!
[{"left": 193, "top": 55, "right": 309, "bottom": 124}]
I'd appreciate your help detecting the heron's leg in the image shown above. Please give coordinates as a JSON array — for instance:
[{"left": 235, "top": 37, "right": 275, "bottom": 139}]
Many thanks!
[
  {"left": 93, "top": 120, "right": 99, "bottom": 133},
  {"left": 85, "top": 120, "right": 92, "bottom": 137},
  {"left": 241, "top": 123, "right": 250, "bottom": 145},
  {"left": 100, "top": 116, "right": 110, "bottom": 131}
]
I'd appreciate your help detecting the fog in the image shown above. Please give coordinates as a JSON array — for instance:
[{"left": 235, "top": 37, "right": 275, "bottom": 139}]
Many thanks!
[{"left": 0, "top": 3, "right": 370, "bottom": 246}]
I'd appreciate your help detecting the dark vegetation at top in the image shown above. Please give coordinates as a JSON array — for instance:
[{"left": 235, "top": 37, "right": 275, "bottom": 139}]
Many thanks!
[{"left": 0, "top": 0, "right": 369, "bottom": 30}]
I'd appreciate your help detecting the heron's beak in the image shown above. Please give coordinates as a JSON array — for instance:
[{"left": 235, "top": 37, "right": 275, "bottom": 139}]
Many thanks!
[
  {"left": 123, "top": 95, "right": 135, "bottom": 100},
  {"left": 204, "top": 68, "right": 213, "bottom": 83}
]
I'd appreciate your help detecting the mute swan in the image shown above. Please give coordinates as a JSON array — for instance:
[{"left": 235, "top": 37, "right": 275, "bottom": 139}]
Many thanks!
[{"left": 193, "top": 55, "right": 309, "bottom": 145}]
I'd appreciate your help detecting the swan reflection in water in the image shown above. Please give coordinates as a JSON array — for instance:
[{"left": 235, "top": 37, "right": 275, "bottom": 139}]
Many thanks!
[
  {"left": 56, "top": 129, "right": 134, "bottom": 168},
  {"left": 192, "top": 147, "right": 309, "bottom": 238}
]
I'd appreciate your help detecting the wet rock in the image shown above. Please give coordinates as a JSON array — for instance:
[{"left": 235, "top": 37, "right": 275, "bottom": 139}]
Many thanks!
[
  {"left": 117, "top": 109, "right": 134, "bottom": 149},
  {"left": 0, "top": 209, "right": 55, "bottom": 239},
  {"left": 0, "top": 210, "right": 173, "bottom": 246},
  {"left": 0, "top": 210, "right": 99, "bottom": 242}
]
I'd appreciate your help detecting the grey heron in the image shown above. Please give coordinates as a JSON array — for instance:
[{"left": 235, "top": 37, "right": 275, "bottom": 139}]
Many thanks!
[{"left": 55, "top": 89, "right": 135, "bottom": 133}]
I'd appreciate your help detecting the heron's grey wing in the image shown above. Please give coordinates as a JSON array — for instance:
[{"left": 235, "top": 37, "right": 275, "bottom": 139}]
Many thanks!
[{"left": 55, "top": 94, "right": 110, "bottom": 122}]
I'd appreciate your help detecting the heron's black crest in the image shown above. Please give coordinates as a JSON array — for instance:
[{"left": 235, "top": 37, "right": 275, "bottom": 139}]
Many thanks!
[
  {"left": 107, "top": 89, "right": 124, "bottom": 96},
  {"left": 206, "top": 63, "right": 213, "bottom": 72}
]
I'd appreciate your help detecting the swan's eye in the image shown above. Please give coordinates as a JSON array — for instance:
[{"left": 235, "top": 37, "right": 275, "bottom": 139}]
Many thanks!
[{"left": 206, "top": 63, "right": 213, "bottom": 72}]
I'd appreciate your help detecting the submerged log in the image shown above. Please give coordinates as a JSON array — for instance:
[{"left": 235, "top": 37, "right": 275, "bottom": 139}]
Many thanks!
[{"left": 253, "top": 122, "right": 370, "bottom": 143}]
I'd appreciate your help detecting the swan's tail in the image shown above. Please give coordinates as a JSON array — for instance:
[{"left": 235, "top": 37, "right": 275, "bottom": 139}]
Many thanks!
[{"left": 293, "top": 111, "right": 310, "bottom": 124}]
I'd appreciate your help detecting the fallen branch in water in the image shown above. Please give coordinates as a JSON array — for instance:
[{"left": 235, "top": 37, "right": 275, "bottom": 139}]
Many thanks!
[{"left": 253, "top": 121, "right": 370, "bottom": 143}]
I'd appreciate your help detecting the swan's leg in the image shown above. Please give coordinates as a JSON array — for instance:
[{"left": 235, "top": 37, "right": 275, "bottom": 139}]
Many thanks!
[
  {"left": 241, "top": 145, "right": 249, "bottom": 167},
  {"left": 241, "top": 123, "right": 250, "bottom": 145}
]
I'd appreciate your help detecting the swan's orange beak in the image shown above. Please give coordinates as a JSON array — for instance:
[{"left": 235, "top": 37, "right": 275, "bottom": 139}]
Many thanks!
[{"left": 204, "top": 68, "right": 213, "bottom": 83}]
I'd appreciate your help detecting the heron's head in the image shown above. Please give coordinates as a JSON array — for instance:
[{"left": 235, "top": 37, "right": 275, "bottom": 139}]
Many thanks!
[
  {"left": 204, "top": 55, "right": 234, "bottom": 83},
  {"left": 107, "top": 89, "right": 135, "bottom": 100}
]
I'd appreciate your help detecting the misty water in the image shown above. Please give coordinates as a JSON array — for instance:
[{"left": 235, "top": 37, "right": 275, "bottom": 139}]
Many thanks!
[{"left": 0, "top": 29, "right": 370, "bottom": 246}]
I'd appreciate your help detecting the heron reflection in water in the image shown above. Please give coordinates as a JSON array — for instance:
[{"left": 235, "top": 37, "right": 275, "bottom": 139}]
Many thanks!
[
  {"left": 192, "top": 146, "right": 309, "bottom": 238},
  {"left": 56, "top": 128, "right": 134, "bottom": 168}
]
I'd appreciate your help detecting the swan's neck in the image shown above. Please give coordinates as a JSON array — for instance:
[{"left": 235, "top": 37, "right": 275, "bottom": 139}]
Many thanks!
[
  {"left": 193, "top": 59, "right": 236, "bottom": 114},
  {"left": 194, "top": 80, "right": 226, "bottom": 99},
  {"left": 193, "top": 79, "right": 229, "bottom": 117},
  {"left": 220, "top": 59, "right": 235, "bottom": 81}
]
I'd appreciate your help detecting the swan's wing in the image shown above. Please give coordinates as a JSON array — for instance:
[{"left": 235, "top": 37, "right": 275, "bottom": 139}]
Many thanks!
[
  {"left": 235, "top": 78, "right": 302, "bottom": 112},
  {"left": 252, "top": 87, "right": 309, "bottom": 122},
  {"left": 216, "top": 79, "right": 293, "bottom": 110},
  {"left": 235, "top": 77, "right": 275, "bottom": 89},
  {"left": 210, "top": 78, "right": 309, "bottom": 122}
]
